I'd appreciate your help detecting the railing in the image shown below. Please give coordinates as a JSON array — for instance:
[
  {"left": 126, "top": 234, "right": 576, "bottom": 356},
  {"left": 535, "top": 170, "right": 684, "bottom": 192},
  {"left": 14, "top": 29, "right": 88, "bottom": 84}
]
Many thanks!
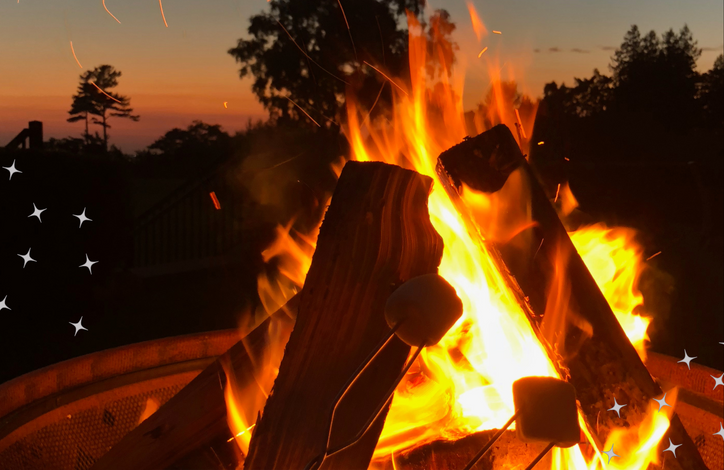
[
  {"left": 132, "top": 161, "right": 243, "bottom": 269},
  {"left": 5, "top": 121, "right": 43, "bottom": 150}
]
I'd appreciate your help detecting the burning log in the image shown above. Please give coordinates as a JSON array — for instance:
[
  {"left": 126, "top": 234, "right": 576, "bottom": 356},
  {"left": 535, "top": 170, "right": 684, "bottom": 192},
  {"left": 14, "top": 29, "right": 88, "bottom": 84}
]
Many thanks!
[
  {"left": 90, "top": 296, "right": 299, "bottom": 470},
  {"left": 244, "top": 161, "right": 444, "bottom": 469},
  {"left": 435, "top": 124, "right": 707, "bottom": 469}
]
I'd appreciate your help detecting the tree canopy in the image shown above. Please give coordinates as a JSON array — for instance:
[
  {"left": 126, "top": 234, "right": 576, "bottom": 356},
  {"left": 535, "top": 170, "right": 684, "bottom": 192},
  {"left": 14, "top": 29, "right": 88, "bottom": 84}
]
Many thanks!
[
  {"left": 67, "top": 65, "right": 139, "bottom": 151},
  {"left": 228, "top": 0, "right": 455, "bottom": 127}
]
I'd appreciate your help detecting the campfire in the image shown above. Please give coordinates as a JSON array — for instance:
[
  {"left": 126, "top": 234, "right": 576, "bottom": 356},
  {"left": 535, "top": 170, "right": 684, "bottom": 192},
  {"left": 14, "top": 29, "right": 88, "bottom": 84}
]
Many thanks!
[{"left": 87, "top": 13, "right": 710, "bottom": 470}]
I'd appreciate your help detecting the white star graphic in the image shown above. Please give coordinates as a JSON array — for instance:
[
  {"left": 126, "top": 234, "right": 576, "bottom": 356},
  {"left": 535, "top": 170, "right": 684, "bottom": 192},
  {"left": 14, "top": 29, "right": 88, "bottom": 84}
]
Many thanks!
[
  {"left": 663, "top": 438, "right": 682, "bottom": 458},
  {"left": 603, "top": 444, "right": 620, "bottom": 464},
  {"left": 677, "top": 350, "right": 697, "bottom": 370},
  {"left": 69, "top": 317, "right": 88, "bottom": 336},
  {"left": 0, "top": 295, "right": 10, "bottom": 311},
  {"left": 28, "top": 203, "right": 46, "bottom": 223},
  {"left": 712, "top": 373, "right": 724, "bottom": 390},
  {"left": 79, "top": 254, "right": 98, "bottom": 274},
  {"left": 18, "top": 248, "right": 37, "bottom": 268},
  {"left": 2, "top": 159, "right": 22, "bottom": 180},
  {"left": 608, "top": 397, "right": 627, "bottom": 418},
  {"left": 653, "top": 392, "right": 672, "bottom": 412},
  {"left": 714, "top": 423, "right": 724, "bottom": 441},
  {"left": 73, "top": 207, "right": 92, "bottom": 228}
]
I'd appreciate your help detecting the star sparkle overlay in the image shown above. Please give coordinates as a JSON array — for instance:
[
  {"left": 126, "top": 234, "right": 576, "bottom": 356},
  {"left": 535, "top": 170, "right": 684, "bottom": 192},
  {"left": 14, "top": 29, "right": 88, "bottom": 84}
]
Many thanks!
[
  {"left": 603, "top": 444, "right": 620, "bottom": 464},
  {"left": 653, "top": 392, "right": 672, "bottom": 412},
  {"left": 677, "top": 350, "right": 697, "bottom": 369},
  {"left": 607, "top": 397, "right": 627, "bottom": 418},
  {"left": 663, "top": 438, "right": 682, "bottom": 458}
]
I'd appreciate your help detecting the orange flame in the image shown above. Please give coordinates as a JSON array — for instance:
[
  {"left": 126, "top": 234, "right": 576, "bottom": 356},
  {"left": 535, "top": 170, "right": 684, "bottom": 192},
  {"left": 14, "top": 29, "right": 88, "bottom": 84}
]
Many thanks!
[
  {"left": 224, "top": 12, "right": 667, "bottom": 470},
  {"left": 466, "top": 2, "right": 488, "bottom": 41}
]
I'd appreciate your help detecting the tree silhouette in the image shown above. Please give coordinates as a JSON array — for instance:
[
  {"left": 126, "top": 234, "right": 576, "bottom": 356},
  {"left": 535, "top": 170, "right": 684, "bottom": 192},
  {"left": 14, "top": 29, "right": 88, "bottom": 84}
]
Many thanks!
[
  {"left": 699, "top": 54, "right": 723, "bottom": 127},
  {"left": 228, "top": 0, "right": 454, "bottom": 126},
  {"left": 68, "top": 65, "right": 139, "bottom": 151}
]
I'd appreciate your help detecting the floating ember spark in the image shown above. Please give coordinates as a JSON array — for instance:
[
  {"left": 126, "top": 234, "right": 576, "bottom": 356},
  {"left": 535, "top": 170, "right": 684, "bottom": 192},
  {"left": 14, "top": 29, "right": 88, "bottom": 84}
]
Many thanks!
[
  {"left": 646, "top": 251, "right": 662, "bottom": 261},
  {"left": 363, "top": 61, "right": 408, "bottom": 96},
  {"left": 564, "top": 157, "right": 570, "bottom": 161},
  {"left": 466, "top": 2, "right": 488, "bottom": 40},
  {"left": 102, "top": 0, "right": 121, "bottom": 24},
  {"left": 276, "top": 20, "right": 349, "bottom": 85},
  {"left": 286, "top": 97, "right": 321, "bottom": 127},
  {"left": 514, "top": 108, "right": 527, "bottom": 139},
  {"left": 477, "top": 46, "right": 489, "bottom": 58},
  {"left": 158, "top": 0, "right": 168, "bottom": 28},
  {"left": 554, "top": 183, "right": 561, "bottom": 202},
  {"left": 69, "top": 41, "right": 82, "bottom": 68},
  {"left": 538, "top": 141, "right": 544, "bottom": 145},
  {"left": 336, "top": 0, "right": 357, "bottom": 60},
  {"left": 90, "top": 82, "right": 122, "bottom": 103},
  {"left": 209, "top": 191, "right": 221, "bottom": 210},
  {"left": 223, "top": 101, "right": 228, "bottom": 108},
  {"left": 493, "top": 30, "right": 502, "bottom": 34},
  {"left": 227, "top": 424, "right": 255, "bottom": 443}
]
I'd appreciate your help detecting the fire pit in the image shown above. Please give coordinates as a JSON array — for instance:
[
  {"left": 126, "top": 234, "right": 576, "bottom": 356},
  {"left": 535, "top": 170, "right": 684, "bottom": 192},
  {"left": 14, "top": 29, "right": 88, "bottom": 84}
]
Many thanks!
[{"left": 0, "top": 330, "right": 721, "bottom": 469}]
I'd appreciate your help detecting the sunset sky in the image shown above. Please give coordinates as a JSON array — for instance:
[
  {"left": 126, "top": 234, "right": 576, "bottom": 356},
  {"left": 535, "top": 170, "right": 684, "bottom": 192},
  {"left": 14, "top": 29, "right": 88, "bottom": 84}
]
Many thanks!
[{"left": 1, "top": 0, "right": 721, "bottom": 152}]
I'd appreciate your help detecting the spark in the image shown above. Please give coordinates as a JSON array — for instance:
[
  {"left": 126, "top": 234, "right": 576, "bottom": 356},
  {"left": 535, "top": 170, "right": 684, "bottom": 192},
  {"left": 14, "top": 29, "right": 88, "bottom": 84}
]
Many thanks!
[
  {"left": 70, "top": 41, "right": 82, "bottom": 68},
  {"left": 646, "top": 251, "right": 662, "bottom": 261},
  {"left": 223, "top": 102, "right": 228, "bottom": 108},
  {"left": 493, "top": 30, "right": 502, "bottom": 35},
  {"left": 514, "top": 108, "right": 527, "bottom": 139},
  {"left": 564, "top": 157, "right": 570, "bottom": 161},
  {"left": 363, "top": 61, "right": 408, "bottom": 96},
  {"left": 102, "top": 0, "right": 121, "bottom": 24},
  {"left": 227, "top": 424, "right": 256, "bottom": 442},
  {"left": 477, "top": 46, "right": 489, "bottom": 58},
  {"left": 90, "top": 82, "right": 122, "bottom": 103},
  {"left": 361, "top": 82, "right": 386, "bottom": 127},
  {"left": 158, "top": 0, "right": 168, "bottom": 28},
  {"left": 286, "top": 97, "right": 321, "bottom": 127},
  {"left": 209, "top": 192, "right": 221, "bottom": 210},
  {"left": 554, "top": 183, "right": 561, "bottom": 203},
  {"left": 538, "top": 141, "right": 545, "bottom": 146},
  {"left": 277, "top": 20, "right": 349, "bottom": 85},
  {"left": 336, "top": 0, "right": 357, "bottom": 61}
]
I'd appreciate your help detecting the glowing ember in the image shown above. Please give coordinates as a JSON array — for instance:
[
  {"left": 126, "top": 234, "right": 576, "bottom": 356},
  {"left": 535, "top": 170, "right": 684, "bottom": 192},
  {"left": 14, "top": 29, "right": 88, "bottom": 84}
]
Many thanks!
[
  {"left": 158, "top": 0, "right": 169, "bottom": 28},
  {"left": 102, "top": 0, "right": 121, "bottom": 24},
  {"left": 70, "top": 41, "right": 82, "bottom": 68},
  {"left": 209, "top": 191, "right": 221, "bottom": 210},
  {"left": 477, "top": 46, "right": 489, "bottom": 58},
  {"left": 90, "top": 82, "right": 122, "bottom": 104},
  {"left": 286, "top": 97, "right": 321, "bottom": 127}
]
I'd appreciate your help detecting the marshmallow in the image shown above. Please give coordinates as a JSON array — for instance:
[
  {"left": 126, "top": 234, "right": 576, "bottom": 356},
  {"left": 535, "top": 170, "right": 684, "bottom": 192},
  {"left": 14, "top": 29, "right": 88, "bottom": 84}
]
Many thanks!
[
  {"left": 513, "top": 376, "right": 580, "bottom": 448},
  {"left": 384, "top": 273, "right": 463, "bottom": 347}
]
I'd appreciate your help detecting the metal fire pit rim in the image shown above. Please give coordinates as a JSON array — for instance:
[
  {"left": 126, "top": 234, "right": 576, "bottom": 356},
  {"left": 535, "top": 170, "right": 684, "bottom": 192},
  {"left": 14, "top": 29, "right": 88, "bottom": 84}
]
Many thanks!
[{"left": 0, "top": 328, "right": 239, "bottom": 424}]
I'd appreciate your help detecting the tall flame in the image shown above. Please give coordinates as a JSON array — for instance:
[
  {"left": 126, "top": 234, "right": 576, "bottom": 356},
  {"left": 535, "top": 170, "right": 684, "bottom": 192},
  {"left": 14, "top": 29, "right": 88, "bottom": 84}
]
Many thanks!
[{"left": 224, "top": 10, "right": 667, "bottom": 470}]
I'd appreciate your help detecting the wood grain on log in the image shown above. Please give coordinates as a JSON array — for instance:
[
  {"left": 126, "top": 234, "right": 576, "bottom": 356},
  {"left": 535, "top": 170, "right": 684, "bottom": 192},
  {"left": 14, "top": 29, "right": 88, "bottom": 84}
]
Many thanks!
[
  {"left": 244, "top": 161, "right": 444, "bottom": 470},
  {"left": 435, "top": 124, "right": 707, "bottom": 470}
]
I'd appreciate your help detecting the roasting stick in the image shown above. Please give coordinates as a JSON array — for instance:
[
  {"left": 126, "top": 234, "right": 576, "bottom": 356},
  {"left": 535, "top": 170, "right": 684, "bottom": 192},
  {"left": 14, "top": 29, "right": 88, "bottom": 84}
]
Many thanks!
[
  {"left": 304, "top": 273, "right": 463, "bottom": 470},
  {"left": 462, "top": 377, "right": 581, "bottom": 470}
]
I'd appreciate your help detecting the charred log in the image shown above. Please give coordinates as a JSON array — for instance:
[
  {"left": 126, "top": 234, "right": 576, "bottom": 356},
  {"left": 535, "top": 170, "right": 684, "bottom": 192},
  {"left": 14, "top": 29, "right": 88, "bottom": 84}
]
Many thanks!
[
  {"left": 435, "top": 125, "right": 707, "bottom": 470},
  {"left": 244, "top": 161, "right": 444, "bottom": 470}
]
